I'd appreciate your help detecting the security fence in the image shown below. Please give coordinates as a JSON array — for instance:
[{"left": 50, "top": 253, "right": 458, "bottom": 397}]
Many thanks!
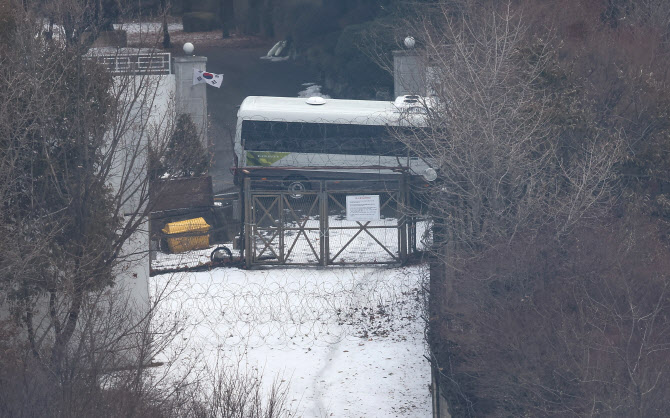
[{"left": 244, "top": 177, "right": 418, "bottom": 267}]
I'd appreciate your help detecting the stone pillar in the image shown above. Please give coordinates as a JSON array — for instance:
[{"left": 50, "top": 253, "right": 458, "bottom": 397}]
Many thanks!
[
  {"left": 174, "top": 55, "right": 208, "bottom": 146},
  {"left": 393, "top": 50, "right": 426, "bottom": 98}
]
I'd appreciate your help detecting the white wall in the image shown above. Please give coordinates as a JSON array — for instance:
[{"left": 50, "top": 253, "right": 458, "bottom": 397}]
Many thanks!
[{"left": 110, "top": 73, "right": 176, "bottom": 311}]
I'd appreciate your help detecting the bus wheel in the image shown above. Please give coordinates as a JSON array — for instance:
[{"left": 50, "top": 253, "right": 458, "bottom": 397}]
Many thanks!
[{"left": 284, "top": 176, "right": 310, "bottom": 199}]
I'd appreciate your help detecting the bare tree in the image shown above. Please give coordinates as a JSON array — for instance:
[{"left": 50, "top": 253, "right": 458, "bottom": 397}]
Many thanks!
[
  {"left": 429, "top": 213, "right": 670, "bottom": 417},
  {"left": 396, "top": 2, "right": 622, "bottom": 255},
  {"left": 0, "top": 271, "right": 295, "bottom": 417},
  {"left": 160, "top": 0, "right": 171, "bottom": 48},
  {"left": 220, "top": 0, "right": 235, "bottom": 38},
  {"left": 0, "top": 0, "right": 180, "bottom": 376},
  {"left": 384, "top": 2, "right": 669, "bottom": 417},
  {"left": 0, "top": 2, "right": 296, "bottom": 417}
]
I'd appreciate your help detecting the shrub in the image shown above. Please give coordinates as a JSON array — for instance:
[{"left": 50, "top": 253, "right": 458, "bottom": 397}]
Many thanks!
[
  {"left": 91, "top": 30, "right": 127, "bottom": 47},
  {"left": 163, "top": 114, "right": 210, "bottom": 178},
  {"left": 0, "top": 0, "right": 15, "bottom": 45},
  {"left": 182, "top": 12, "right": 221, "bottom": 32},
  {"left": 184, "top": 0, "right": 220, "bottom": 13},
  {"left": 288, "top": 3, "right": 340, "bottom": 47},
  {"left": 332, "top": 20, "right": 394, "bottom": 98},
  {"left": 431, "top": 215, "right": 670, "bottom": 416}
]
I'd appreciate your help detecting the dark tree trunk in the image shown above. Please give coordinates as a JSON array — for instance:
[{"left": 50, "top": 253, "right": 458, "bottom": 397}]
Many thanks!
[
  {"left": 161, "top": 0, "right": 171, "bottom": 48},
  {"left": 260, "top": 0, "right": 274, "bottom": 37},
  {"left": 222, "top": 0, "right": 235, "bottom": 36},
  {"left": 51, "top": 285, "right": 84, "bottom": 376}
]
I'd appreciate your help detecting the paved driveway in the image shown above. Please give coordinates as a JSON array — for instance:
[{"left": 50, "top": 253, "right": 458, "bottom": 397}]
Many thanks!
[{"left": 197, "top": 45, "right": 319, "bottom": 192}]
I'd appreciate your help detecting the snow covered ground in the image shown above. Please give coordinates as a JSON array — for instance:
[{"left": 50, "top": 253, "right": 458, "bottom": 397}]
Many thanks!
[{"left": 152, "top": 265, "right": 431, "bottom": 417}]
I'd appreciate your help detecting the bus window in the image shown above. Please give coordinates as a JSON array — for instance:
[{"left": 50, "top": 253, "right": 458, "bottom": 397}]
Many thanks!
[{"left": 241, "top": 120, "right": 412, "bottom": 157}]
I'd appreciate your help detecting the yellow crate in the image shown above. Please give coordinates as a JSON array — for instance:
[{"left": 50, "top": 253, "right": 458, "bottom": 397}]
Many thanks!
[{"left": 162, "top": 217, "right": 211, "bottom": 253}]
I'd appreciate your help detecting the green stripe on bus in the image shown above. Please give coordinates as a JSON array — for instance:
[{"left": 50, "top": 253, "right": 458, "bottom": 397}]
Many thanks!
[{"left": 246, "top": 151, "right": 290, "bottom": 167}]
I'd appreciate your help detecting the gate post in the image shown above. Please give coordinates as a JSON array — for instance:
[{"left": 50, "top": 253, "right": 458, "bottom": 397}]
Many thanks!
[
  {"left": 399, "top": 176, "right": 408, "bottom": 262},
  {"left": 278, "top": 193, "right": 285, "bottom": 263},
  {"left": 244, "top": 177, "right": 252, "bottom": 268},
  {"left": 319, "top": 186, "right": 329, "bottom": 266}
]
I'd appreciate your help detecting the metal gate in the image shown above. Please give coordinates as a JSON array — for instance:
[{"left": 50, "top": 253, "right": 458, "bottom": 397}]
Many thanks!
[{"left": 244, "top": 177, "right": 412, "bottom": 267}]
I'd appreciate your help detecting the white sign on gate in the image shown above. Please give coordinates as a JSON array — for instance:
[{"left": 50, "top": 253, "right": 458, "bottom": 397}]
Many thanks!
[{"left": 346, "top": 195, "right": 380, "bottom": 221}]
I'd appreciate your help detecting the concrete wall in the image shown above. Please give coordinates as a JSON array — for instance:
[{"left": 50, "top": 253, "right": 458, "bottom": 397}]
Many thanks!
[
  {"left": 113, "top": 74, "right": 175, "bottom": 310},
  {"left": 174, "top": 56, "right": 208, "bottom": 146},
  {"left": 431, "top": 362, "right": 453, "bottom": 418},
  {"left": 393, "top": 50, "right": 426, "bottom": 97}
]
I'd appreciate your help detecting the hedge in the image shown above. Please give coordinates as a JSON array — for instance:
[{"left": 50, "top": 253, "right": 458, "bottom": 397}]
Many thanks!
[{"left": 183, "top": 12, "right": 221, "bottom": 32}]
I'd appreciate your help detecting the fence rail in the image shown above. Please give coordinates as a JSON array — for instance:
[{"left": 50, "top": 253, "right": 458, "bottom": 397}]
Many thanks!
[{"left": 88, "top": 52, "right": 171, "bottom": 75}]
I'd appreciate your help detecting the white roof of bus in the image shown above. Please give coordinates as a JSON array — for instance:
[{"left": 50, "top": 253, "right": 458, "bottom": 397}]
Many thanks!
[{"left": 238, "top": 96, "right": 408, "bottom": 126}]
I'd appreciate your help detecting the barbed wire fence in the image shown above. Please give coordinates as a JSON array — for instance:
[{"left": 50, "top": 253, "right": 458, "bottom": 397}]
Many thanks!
[{"left": 152, "top": 264, "right": 429, "bottom": 371}]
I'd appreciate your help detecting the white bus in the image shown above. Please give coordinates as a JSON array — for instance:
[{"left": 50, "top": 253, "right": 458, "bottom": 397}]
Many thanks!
[{"left": 232, "top": 95, "right": 435, "bottom": 194}]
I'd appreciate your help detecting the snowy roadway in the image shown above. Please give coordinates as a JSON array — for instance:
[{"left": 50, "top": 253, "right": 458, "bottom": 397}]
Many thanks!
[{"left": 152, "top": 265, "right": 431, "bottom": 417}]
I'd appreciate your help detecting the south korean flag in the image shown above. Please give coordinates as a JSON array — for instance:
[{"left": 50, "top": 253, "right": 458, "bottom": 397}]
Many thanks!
[{"left": 193, "top": 69, "right": 223, "bottom": 88}]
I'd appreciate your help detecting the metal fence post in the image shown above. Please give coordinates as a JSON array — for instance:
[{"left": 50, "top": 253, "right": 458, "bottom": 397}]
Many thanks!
[
  {"left": 279, "top": 193, "right": 285, "bottom": 264},
  {"left": 399, "top": 175, "right": 408, "bottom": 262},
  {"left": 320, "top": 182, "right": 329, "bottom": 266},
  {"left": 244, "top": 177, "right": 252, "bottom": 268}
]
